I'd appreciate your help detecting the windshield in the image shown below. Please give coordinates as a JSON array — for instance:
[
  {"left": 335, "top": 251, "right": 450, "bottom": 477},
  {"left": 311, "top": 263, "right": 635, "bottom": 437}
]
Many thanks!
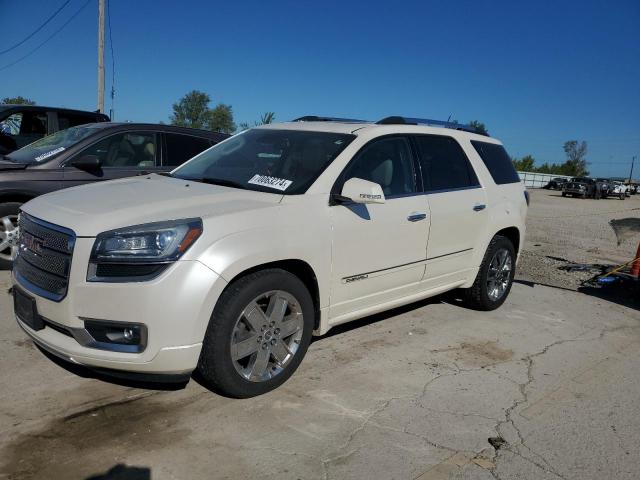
[
  {"left": 5, "top": 126, "right": 97, "bottom": 163},
  {"left": 172, "top": 129, "right": 355, "bottom": 194}
]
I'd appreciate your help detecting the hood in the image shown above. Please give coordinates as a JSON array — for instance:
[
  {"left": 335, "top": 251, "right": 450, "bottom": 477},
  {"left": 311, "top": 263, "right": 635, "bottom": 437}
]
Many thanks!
[{"left": 22, "top": 174, "right": 284, "bottom": 236}]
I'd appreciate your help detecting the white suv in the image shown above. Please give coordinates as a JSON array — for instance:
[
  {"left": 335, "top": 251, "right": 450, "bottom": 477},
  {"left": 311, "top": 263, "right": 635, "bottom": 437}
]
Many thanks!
[{"left": 12, "top": 116, "right": 528, "bottom": 397}]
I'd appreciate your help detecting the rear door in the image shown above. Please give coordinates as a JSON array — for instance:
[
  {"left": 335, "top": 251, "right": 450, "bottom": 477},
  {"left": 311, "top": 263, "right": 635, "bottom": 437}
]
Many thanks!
[
  {"left": 163, "top": 132, "right": 212, "bottom": 170},
  {"left": 62, "top": 131, "right": 161, "bottom": 187},
  {"left": 413, "top": 135, "right": 488, "bottom": 287}
]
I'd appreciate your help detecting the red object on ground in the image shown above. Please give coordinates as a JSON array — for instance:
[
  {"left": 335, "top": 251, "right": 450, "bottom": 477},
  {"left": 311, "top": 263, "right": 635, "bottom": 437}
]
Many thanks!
[{"left": 631, "top": 241, "right": 640, "bottom": 278}]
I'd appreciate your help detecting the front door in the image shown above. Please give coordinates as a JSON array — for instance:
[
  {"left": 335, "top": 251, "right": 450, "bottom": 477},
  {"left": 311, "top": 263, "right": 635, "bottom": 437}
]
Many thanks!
[
  {"left": 329, "top": 136, "right": 430, "bottom": 321},
  {"left": 62, "top": 131, "right": 161, "bottom": 187}
]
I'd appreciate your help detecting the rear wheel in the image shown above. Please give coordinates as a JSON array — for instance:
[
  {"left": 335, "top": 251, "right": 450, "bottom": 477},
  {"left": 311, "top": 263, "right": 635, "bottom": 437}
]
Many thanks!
[
  {"left": 461, "top": 235, "right": 515, "bottom": 311},
  {"left": 561, "top": 192, "right": 566, "bottom": 197},
  {"left": 620, "top": 193, "right": 625, "bottom": 200},
  {"left": 0, "top": 202, "right": 22, "bottom": 270},
  {"left": 197, "top": 268, "right": 314, "bottom": 398}
]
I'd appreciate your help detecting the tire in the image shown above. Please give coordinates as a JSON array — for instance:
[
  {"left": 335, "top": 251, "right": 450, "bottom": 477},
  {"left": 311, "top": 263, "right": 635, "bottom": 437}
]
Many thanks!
[
  {"left": 461, "top": 235, "right": 516, "bottom": 311},
  {"left": 0, "top": 202, "right": 22, "bottom": 270},
  {"left": 197, "top": 268, "right": 314, "bottom": 398},
  {"left": 561, "top": 192, "right": 566, "bottom": 197},
  {"left": 620, "top": 193, "right": 625, "bottom": 200}
]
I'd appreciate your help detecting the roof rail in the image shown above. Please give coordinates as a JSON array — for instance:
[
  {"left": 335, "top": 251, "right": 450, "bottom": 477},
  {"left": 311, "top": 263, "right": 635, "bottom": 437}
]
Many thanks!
[
  {"left": 376, "top": 116, "right": 488, "bottom": 136},
  {"left": 293, "top": 115, "right": 368, "bottom": 123}
]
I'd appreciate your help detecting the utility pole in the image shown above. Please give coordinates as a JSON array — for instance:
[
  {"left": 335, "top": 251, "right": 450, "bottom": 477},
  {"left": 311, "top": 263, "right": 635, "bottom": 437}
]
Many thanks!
[
  {"left": 97, "top": 0, "right": 105, "bottom": 113},
  {"left": 629, "top": 156, "right": 636, "bottom": 184}
]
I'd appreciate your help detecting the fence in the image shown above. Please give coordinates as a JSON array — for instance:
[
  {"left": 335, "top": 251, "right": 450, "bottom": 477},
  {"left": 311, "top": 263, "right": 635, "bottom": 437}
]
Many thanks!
[{"left": 517, "top": 171, "right": 571, "bottom": 189}]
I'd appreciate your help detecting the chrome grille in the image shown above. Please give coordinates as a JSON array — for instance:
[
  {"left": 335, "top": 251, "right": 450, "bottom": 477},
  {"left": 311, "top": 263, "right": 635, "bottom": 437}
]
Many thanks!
[{"left": 14, "top": 214, "right": 75, "bottom": 301}]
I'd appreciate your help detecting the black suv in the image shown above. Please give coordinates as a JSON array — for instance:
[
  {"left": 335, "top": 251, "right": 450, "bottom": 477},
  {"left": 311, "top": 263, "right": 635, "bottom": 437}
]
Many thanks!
[
  {"left": 0, "top": 122, "right": 229, "bottom": 267},
  {"left": 0, "top": 104, "right": 109, "bottom": 155}
]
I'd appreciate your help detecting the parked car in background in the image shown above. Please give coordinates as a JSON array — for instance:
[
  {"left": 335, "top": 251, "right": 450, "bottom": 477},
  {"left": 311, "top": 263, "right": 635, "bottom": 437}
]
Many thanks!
[
  {"left": 12, "top": 115, "right": 528, "bottom": 397},
  {"left": 595, "top": 178, "right": 612, "bottom": 197},
  {"left": 609, "top": 181, "right": 627, "bottom": 200},
  {"left": 628, "top": 183, "right": 638, "bottom": 195},
  {"left": 0, "top": 105, "right": 109, "bottom": 155},
  {"left": 562, "top": 177, "right": 601, "bottom": 199},
  {"left": 543, "top": 177, "right": 568, "bottom": 190},
  {"left": 0, "top": 123, "right": 228, "bottom": 267}
]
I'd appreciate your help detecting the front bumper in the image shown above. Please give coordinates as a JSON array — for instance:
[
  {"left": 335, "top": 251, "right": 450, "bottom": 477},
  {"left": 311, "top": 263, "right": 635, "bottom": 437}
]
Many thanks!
[{"left": 13, "top": 237, "right": 227, "bottom": 375}]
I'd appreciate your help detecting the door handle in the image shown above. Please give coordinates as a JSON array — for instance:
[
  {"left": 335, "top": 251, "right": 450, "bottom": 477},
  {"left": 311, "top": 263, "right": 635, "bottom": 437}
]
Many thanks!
[
  {"left": 407, "top": 212, "right": 427, "bottom": 222},
  {"left": 473, "top": 204, "right": 486, "bottom": 211}
]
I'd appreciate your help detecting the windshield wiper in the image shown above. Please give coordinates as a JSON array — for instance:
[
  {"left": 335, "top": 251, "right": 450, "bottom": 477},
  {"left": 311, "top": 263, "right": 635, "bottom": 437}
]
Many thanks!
[{"left": 197, "top": 177, "right": 247, "bottom": 190}]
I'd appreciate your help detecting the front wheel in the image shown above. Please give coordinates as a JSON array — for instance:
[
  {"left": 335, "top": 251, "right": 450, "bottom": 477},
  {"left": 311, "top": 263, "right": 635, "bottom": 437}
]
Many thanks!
[
  {"left": 197, "top": 268, "right": 314, "bottom": 398},
  {"left": 0, "top": 202, "right": 22, "bottom": 269},
  {"left": 461, "top": 235, "right": 516, "bottom": 311},
  {"left": 620, "top": 193, "right": 625, "bottom": 200}
]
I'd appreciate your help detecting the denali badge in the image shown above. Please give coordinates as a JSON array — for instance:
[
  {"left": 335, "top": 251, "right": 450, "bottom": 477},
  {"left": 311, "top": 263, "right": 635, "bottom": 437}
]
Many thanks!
[
  {"left": 344, "top": 274, "right": 369, "bottom": 283},
  {"left": 359, "top": 193, "right": 382, "bottom": 200}
]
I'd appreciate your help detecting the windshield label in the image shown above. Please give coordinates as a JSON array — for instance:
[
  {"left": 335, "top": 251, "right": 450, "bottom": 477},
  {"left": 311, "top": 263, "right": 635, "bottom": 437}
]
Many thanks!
[
  {"left": 35, "top": 147, "right": 65, "bottom": 161},
  {"left": 248, "top": 174, "right": 292, "bottom": 191}
]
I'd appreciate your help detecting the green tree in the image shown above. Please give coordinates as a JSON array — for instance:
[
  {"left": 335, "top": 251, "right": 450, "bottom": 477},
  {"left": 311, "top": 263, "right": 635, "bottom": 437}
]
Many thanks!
[
  {"left": 170, "top": 90, "right": 212, "bottom": 129},
  {"left": 239, "top": 111, "right": 276, "bottom": 131},
  {"left": 469, "top": 120, "right": 488, "bottom": 135},
  {"left": 2, "top": 96, "right": 36, "bottom": 105},
  {"left": 512, "top": 155, "right": 536, "bottom": 171},
  {"left": 563, "top": 140, "right": 589, "bottom": 176},
  {"left": 208, "top": 104, "right": 236, "bottom": 134}
]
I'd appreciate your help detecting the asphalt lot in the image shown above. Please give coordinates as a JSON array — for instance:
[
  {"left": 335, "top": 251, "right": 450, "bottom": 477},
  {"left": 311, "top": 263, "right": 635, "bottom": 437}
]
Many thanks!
[{"left": 1, "top": 191, "right": 639, "bottom": 480}]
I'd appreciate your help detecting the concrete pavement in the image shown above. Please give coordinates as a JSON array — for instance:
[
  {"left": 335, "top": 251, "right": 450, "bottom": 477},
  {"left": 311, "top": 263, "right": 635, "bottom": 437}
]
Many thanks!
[{"left": 0, "top": 271, "right": 638, "bottom": 480}]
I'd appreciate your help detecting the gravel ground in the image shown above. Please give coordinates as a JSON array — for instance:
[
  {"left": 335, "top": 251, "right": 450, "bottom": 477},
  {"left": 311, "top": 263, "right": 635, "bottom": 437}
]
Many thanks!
[{"left": 517, "top": 189, "right": 640, "bottom": 293}]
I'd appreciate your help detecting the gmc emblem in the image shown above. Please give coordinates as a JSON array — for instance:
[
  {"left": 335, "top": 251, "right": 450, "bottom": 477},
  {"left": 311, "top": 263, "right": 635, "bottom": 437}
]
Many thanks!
[{"left": 22, "top": 232, "right": 44, "bottom": 255}]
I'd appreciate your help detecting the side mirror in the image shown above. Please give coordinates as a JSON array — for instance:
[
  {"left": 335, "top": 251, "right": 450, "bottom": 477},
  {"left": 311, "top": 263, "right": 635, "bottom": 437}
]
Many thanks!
[
  {"left": 70, "top": 155, "right": 102, "bottom": 171},
  {"left": 334, "top": 177, "right": 386, "bottom": 205}
]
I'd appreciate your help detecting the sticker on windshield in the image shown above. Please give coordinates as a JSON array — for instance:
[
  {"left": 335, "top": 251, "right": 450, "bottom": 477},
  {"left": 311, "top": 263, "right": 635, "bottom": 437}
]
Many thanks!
[
  {"left": 35, "top": 147, "right": 65, "bottom": 161},
  {"left": 248, "top": 174, "right": 293, "bottom": 191}
]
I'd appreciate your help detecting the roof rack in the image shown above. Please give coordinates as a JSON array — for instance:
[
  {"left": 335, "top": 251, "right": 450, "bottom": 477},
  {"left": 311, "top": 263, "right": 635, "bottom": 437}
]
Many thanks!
[
  {"left": 376, "top": 116, "right": 487, "bottom": 135},
  {"left": 293, "top": 115, "right": 368, "bottom": 123}
]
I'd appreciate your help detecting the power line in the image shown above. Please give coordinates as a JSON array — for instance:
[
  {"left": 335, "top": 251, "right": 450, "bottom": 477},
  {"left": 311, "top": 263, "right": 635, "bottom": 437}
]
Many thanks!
[
  {"left": 107, "top": 0, "right": 116, "bottom": 119},
  {"left": 0, "top": 0, "right": 92, "bottom": 72},
  {"left": 0, "top": 0, "right": 71, "bottom": 56}
]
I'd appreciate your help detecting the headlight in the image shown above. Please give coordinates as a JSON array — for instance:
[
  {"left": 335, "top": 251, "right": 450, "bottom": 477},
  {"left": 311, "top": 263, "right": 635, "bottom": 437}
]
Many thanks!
[{"left": 88, "top": 218, "right": 202, "bottom": 282}]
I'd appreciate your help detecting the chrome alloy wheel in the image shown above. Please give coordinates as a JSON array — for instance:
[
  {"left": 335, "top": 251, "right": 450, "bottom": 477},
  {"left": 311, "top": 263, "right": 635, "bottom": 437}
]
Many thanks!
[
  {"left": 230, "top": 290, "right": 304, "bottom": 382},
  {"left": 487, "top": 248, "right": 512, "bottom": 301},
  {"left": 0, "top": 215, "right": 19, "bottom": 262}
]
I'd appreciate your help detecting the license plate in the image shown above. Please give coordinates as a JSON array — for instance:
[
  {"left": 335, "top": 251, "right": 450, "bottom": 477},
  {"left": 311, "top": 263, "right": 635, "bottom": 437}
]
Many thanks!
[{"left": 13, "top": 288, "right": 44, "bottom": 331}]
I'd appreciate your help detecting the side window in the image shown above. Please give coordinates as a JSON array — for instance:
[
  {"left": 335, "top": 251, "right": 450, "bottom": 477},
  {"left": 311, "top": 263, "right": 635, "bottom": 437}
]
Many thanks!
[
  {"left": 471, "top": 141, "right": 520, "bottom": 184},
  {"left": 58, "top": 112, "right": 96, "bottom": 130},
  {"left": 165, "top": 133, "right": 211, "bottom": 166},
  {"left": 341, "top": 137, "right": 415, "bottom": 197},
  {"left": 78, "top": 132, "right": 157, "bottom": 168},
  {"left": 414, "top": 135, "right": 479, "bottom": 191}
]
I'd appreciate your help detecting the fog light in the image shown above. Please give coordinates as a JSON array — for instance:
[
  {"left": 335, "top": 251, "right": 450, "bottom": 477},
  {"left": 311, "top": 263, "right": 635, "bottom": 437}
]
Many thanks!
[{"left": 84, "top": 320, "right": 147, "bottom": 353}]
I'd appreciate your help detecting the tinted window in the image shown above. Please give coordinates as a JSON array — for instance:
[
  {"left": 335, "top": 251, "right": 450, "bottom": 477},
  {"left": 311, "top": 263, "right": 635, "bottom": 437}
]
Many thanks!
[
  {"left": 471, "top": 140, "right": 520, "bottom": 185},
  {"left": 414, "top": 135, "right": 479, "bottom": 191},
  {"left": 79, "top": 132, "right": 157, "bottom": 168},
  {"left": 58, "top": 112, "right": 98, "bottom": 130},
  {"left": 342, "top": 137, "right": 415, "bottom": 197},
  {"left": 165, "top": 133, "right": 211, "bottom": 166},
  {"left": 173, "top": 129, "right": 355, "bottom": 195}
]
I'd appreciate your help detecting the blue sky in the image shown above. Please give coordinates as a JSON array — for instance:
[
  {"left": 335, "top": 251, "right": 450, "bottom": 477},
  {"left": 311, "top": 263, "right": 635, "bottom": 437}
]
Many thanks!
[{"left": 1, "top": 0, "right": 638, "bottom": 177}]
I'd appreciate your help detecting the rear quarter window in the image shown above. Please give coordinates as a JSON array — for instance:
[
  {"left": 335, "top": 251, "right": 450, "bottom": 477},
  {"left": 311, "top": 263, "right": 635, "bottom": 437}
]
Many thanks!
[{"left": 471, "top": 141, "right": 521, "bottom": 185}]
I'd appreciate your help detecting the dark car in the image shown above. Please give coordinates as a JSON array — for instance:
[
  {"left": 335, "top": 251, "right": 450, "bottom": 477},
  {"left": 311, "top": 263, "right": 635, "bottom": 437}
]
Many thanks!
[
  {"left": 0, "top": 122, "right": 229, "bottom": 267},
  {"left": 562, "top": 177, "right": 602, "bottom": 199},
  {"left": 0, "top": 104, "right": 109, "bottom": 155},
  {"left": 543, "top": 177, "right": 568, "bottom": 190},
  {"left": 595, "top": 178, "right": 612, "bottom": 197}
]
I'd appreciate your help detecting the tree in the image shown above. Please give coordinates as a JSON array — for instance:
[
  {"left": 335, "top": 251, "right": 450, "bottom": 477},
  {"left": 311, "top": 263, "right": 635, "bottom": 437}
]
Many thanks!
[
  {"left": 469, "top": 120, "right": 488, "bottom": 135},
  {"left": 563, "top": 140, "right": 589, "bottom": 176},
  {"left": 170, "top": 90, "right": 212, "bottom": 129},
  {"left": 2, "top": 96, "right": 36, "bottom": 105},
  {"left": 512, "top": 155, "right": 536, "bottom": 171},
  {"left": 208, "top": 104, "right": 236, "bottom": 134},
  {"left": 239, "top": 112, "right": 276, "bottom": 131}
]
